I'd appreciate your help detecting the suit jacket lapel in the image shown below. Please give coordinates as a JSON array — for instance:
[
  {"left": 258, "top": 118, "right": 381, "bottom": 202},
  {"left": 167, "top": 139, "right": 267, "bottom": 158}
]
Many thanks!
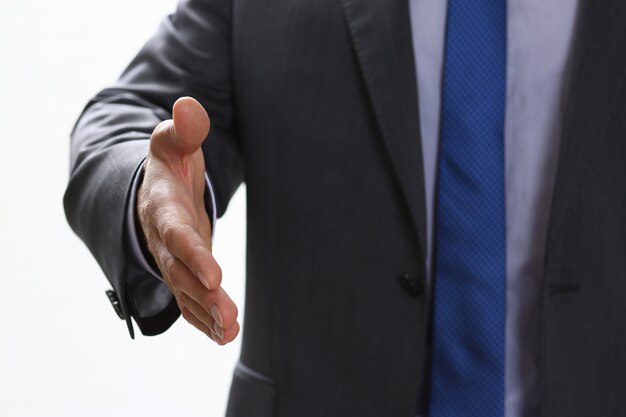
[
  {"left": 339, "top": 0, "right": 427, "bottom": 257},
  {"left": 547, "top": 0, "right": 626, "bottom": 250}
]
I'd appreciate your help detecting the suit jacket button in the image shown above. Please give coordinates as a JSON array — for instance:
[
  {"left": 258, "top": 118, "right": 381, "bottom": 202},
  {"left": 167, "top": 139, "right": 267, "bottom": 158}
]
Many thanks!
[
  {"left": 399, "top": 273, "right": 423, "bottom": 296},
  {"left": 106, "top": 289, "right": 124, "bottom": 320}
]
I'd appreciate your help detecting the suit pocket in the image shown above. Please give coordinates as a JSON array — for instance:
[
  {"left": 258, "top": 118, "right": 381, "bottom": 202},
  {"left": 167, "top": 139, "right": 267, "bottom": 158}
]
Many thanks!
[{"left": 225, "top": 361, "right": 277, "bottom": 417}]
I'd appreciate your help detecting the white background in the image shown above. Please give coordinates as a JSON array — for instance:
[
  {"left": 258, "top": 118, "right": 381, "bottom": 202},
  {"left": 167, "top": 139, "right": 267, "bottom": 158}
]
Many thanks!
[{"left": 0, "top": 1, "right": 247, "bottom": 416}]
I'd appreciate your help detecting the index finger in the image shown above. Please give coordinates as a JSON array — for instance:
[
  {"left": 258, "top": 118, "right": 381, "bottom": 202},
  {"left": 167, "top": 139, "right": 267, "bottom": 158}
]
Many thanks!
[{"left": 157, "top": 213, "right": 221, "bottom": 291}]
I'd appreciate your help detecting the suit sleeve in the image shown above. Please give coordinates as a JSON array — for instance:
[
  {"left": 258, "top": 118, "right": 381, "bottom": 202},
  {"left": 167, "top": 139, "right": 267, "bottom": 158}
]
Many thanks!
[{"left": 63, "top": 0, "right": 243, "bottom": 338}]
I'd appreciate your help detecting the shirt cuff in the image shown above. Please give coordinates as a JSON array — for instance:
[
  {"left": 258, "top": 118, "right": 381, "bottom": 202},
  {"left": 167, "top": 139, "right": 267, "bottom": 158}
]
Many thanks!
[{"left": 126, "top": 160, "right": 217, "bottom": 281}]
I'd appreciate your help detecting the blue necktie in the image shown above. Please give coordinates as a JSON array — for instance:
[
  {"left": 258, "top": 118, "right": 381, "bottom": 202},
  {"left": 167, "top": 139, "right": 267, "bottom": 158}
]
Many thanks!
[{"left": 428, "top": 0, "right": 507, "bottom": 416}]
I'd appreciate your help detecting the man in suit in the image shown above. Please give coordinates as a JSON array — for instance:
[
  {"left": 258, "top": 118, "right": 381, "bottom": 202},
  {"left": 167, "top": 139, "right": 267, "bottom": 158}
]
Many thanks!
[{"left": 64, "top": 0, "right": 626, "bottom": 416}]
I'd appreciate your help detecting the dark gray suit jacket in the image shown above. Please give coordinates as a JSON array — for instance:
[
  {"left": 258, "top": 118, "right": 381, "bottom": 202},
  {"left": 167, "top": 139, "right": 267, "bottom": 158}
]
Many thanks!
[{"left": 64, "top": 0, "right": 626, "bottom": 415}]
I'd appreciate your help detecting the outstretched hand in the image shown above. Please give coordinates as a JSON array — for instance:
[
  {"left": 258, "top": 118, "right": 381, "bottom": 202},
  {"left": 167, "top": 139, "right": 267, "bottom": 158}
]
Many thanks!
[{"left": 137, "top": 97, "right": 239, "bottom": 344}]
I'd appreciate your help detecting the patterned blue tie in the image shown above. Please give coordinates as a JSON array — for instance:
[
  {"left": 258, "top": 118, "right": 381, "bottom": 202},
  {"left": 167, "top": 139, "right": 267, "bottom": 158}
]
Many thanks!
[{"left": 428, "top": 0, "right": 507, "bottom": 416}]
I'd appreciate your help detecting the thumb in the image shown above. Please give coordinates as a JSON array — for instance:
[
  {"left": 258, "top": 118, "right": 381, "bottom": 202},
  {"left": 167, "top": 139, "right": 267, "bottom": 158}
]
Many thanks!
[
  {"left": 151, "top": 96, "right": 210, "bottom": 156},
  {"left": 172, "top": 97, "right": 210, "bottom": 154}
]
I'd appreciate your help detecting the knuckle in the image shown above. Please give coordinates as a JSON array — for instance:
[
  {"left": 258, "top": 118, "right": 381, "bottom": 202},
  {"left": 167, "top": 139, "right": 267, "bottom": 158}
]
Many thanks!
[
  {"left": 163, "top": 258, "right": 178, "bottom": 283},
  {"left": 137, "top": 197, "right": 158, "bottom": 233},
  {"left": 160, "top": 222, "right": 177, "bottom": 248},
  {"left": 140, "top": 196, "right": 158, "bottom": 221},
  {"left": 177, "top": 224, "right": 198, "bottom": 248},
  {"left": 136, "top": 190, "right": 148, "bottom": 215}
]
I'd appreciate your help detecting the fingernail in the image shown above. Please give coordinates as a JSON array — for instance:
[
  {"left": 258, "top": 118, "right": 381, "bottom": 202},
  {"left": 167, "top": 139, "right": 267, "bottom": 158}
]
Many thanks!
[
  {"left": 210, "top": 304, "right": 223, "bottom": 327},
  {"left": 213, "top": 322, "right": 224, "bottom": 339},
  {"left": 197, "top": 272, "right": 210, "bottom": 289}
]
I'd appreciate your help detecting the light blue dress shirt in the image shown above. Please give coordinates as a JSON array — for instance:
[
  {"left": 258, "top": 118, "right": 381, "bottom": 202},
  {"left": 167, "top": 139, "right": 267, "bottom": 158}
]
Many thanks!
[
  {"left": 410, "top": 0, "right": 579, "bottom": 415},
  {"left": 128, "top": 1, "right": 580, "bottom": 416}
]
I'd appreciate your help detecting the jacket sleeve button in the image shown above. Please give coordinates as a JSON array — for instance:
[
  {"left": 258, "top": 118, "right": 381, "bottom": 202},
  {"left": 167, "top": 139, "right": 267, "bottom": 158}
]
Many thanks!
[
  {"left": 105, "top": 289, "right": 125, "bottom": 320},
  {"left": 399, "top": 273, "right": 423, "bottom": 296}
]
